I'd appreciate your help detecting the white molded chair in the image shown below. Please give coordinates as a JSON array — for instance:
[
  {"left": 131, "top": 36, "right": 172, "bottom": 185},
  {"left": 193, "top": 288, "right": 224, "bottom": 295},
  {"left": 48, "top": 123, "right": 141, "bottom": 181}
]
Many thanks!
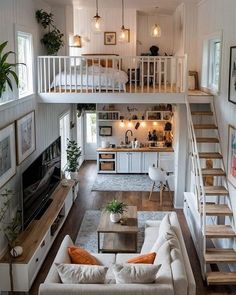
[{"left": 148, "top": 166, "right": 172, "bottom": 206}]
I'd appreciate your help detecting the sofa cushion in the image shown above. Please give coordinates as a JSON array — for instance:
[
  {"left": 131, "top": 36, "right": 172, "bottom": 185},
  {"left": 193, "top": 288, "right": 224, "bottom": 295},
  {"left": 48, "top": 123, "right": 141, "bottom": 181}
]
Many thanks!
[
  {"left": 127, "top": 252, "right": 156, "bottom": 264},
  {"left": 68, "top": 246, "right": 101, "bottom": 265},
  {"left": 141, "top": 227, "right": 159, "bottom": 253},
  {"left": 112, "top": 264, "right": 161, "bottom": 284},
  {"left": 150, "top": 214, "right": 171, "bottom": 252},
  {"left": 55, "top": 263, "right": 108, "bottom": 284}
]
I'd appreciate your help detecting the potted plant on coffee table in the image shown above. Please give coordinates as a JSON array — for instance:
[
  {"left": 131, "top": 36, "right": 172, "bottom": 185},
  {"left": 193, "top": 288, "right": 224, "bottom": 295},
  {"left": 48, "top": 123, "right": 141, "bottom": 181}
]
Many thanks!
[
  {"left": 66, "top": 139, "right": 81, "bottom": 180},
  {"left": 104, "top": 199, "right": 127, "bottom": 223}
]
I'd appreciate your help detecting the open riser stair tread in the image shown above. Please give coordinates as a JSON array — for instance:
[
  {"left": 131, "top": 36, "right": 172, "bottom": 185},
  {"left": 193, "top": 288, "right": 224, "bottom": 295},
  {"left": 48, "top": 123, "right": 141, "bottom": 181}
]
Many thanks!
[
  {"left": 205, "top": 225, "right": 236, "bottom": 238},
  {"left": 196, "top": 137, "right": 219, "bottom": 143},
  {"left": 194, "top": 124, "right": 217, "bottom": 129},
  {"left": 201, "top": 168, "right": 226, "bottom": 176},
  {"left": 205, "top": 248, "right": 236, "bottom": 262},
  {"left": 199, "top": 152, "right": 223, "bottom": 159},
  {"left": 202, "top": 204, "right": 233, "bottom": 216},
  {"left": 206, "top": 272, "right": 236, "bottom": 285},
  {"left": 191, "top": 111, "right": 213, "bottom": 116},
  {"left": 204, "top": 186, "right": 229, "bottom": 195}
]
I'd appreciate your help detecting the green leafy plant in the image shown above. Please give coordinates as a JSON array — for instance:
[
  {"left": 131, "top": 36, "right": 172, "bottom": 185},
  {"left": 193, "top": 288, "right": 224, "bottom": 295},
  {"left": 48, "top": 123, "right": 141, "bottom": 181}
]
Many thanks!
[
  {"left": 66, "top": 139, "right": 82, "bottom": 172},
  {"left": 104, "top": 199, "right": 127, "bottom": 214},
  {"left": 0, "top": 41, "right": 20, "bottom": 98},
  {"left": 77, "top": 104, "right": 96, "bottom": 118},
  {"left": 36, "top": 9, "right": 64, "bottom": 55}
]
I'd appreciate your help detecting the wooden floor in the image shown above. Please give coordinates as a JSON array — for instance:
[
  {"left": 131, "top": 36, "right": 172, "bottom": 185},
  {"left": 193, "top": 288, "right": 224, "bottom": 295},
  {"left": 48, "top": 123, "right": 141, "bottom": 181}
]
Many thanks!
[{"left": 30, "top": 161, "right": 236, "bottom": 295}]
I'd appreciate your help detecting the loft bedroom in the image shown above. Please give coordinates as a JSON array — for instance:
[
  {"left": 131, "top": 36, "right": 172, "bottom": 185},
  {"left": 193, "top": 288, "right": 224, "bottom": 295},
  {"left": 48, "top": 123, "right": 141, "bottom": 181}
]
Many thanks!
[{"left": 37, "top": 0, "right": 199, "bottom": 103}]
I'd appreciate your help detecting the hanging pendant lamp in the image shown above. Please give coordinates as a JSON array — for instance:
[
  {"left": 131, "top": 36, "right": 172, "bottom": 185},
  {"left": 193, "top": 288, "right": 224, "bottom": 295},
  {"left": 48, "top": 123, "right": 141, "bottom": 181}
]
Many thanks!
[
  {"left": 151, "top": 7, "right": 161, "bottom": 38},
  {"left": 118, "top": 0, "right": 130, "bottom": 43},
  {"left": 92, "top": 0, "right": 102, "bottom": 33}
]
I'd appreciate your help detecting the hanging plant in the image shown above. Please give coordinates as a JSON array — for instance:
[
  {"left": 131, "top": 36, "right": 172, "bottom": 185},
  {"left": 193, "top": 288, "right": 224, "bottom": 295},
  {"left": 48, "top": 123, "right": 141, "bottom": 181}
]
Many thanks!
[
  {"left": 77, "top": 104, "right": 96, "bottom": 118},
  {"left": 36, "top": 9, "right": 64, "bottom": 55},
  {"left": 0, "top": 41, "right": 21, "bottom": 98}
]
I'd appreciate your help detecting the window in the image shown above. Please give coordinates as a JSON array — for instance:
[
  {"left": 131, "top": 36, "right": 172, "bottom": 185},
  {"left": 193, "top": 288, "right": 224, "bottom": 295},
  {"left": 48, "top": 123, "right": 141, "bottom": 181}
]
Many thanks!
[
  {"left": 86, "top": 113, "right": 97, "bottom": 143},
  {"left": 60, "top": 112, "right": 70, "bottom": 170},
  {"left": 17, "top": 31, "right": 33, "bottom": 98},
  {"left": 201, "top": 33, "right": 221, "bottom": 92}
]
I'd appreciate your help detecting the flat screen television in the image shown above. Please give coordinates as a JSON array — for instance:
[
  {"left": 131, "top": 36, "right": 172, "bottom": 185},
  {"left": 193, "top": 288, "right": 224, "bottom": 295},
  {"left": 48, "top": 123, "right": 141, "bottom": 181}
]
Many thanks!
[{"left": 22, "top": 137, "right": 61, "bottom": 229}]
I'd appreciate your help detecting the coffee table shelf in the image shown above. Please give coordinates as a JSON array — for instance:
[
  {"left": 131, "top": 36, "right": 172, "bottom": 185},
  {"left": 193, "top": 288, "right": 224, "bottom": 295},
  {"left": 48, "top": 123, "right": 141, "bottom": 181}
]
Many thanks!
[{"left": 97, "top": 206, "right": 138, "bottom": 253}]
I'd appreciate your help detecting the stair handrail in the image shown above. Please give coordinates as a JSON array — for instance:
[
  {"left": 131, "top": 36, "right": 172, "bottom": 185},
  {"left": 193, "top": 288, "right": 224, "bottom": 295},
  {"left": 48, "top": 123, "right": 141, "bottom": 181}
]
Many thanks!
[{"left": 185, "top": 96, "right": 207, "bottom": 277}]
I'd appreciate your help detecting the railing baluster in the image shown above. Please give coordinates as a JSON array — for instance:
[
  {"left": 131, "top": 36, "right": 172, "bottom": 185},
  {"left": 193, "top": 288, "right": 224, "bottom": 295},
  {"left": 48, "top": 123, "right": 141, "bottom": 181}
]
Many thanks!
[
  {"left": 53, "top": 58, "right": 56, "bottom": 93},
  {"left": 43, "top": 58, "right": 46, "bottom": 93},
  {"left": 74, "top": 57, "right": 77, "bottom": 93},
  {"left": 59, "top": 58, "right": 62, "bottom": 93}
]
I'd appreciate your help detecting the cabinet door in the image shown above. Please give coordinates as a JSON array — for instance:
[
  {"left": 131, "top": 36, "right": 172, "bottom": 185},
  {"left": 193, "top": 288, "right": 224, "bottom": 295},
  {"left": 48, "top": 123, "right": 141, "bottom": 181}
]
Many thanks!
[
  {"left": 117, "top": 152, "right": 129, "bottom": 173},
  {"left": 159, "top": 152, "right": 175, "bottom": 173},
  {"left": 142, "top": 152, "right": 158, "bottom": 173},
  {"left": 129, "top": 152, "right": 142, "bottom": 173}
]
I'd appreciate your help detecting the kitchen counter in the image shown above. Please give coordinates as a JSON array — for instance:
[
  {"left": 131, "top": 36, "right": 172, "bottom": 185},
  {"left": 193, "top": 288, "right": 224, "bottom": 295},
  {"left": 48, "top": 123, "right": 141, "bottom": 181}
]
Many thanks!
[{"left": 97, "top": 147, "right": 174, "bottom": 152}]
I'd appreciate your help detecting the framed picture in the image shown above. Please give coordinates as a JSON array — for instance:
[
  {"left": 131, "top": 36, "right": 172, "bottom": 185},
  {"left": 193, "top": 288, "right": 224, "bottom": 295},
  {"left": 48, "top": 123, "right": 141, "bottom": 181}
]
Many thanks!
[
  {"left": 0, "top": 123, "right": 16, "bottom": 188},
  {"left": 104, "top": 32, "right": 116, "bottom": 45},
  {"left": 227, "top": 125, "right": 236, "bottom": 187},
  {"left": 228, "top": 46, "right": 236, "bottom": 104},
  {"left": 99, "top": 126, "right": 112, "bottom": 136},
  {"left": 16, "top": 111, "right": 36, "bottom": 165}
]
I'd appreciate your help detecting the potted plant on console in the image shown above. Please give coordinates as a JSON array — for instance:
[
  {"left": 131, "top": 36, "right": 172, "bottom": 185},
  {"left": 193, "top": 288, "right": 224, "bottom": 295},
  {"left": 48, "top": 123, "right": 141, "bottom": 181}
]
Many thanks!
[
  {"left": 104, "top": 199, "right": 127, "bottom": 223},
  {"left": 66, "top": 139, "right": 81, "bottom": 180}
]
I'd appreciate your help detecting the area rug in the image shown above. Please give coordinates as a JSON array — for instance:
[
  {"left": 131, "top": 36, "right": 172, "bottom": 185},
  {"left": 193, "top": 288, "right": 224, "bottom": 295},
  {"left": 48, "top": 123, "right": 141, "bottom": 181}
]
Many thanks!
[
  {"left": 75, "top": 210, "right": 170, "bottom": 253},
  {"left": 91, "top": 174, "right": 158, "bottom": 192}
]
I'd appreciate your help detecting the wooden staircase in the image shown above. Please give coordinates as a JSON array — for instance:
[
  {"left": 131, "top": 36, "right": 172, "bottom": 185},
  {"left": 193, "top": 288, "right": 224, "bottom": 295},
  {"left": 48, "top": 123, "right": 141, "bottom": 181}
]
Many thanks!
[{"left": 186, "top": 99, "right": 236, "bottom": 285}]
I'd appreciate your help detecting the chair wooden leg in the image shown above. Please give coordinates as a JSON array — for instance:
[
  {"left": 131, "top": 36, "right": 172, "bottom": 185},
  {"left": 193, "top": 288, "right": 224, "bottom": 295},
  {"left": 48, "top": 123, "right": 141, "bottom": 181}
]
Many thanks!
[
  {"left": 160, "top": 183, "right": 164, "bottom": 207},
  {"left": 166, "top": 180, "right": 173, "bottom": 205},
  {"left": 149, "top": 181, "right": 155, "bottom": 200}
]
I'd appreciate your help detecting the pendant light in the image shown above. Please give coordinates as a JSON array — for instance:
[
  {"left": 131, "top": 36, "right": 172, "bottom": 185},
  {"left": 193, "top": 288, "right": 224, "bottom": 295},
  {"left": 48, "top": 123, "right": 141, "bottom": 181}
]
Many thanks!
[
  {"left": 70, "top": 35, "right": 82, "bottom": 48},
  {"left": 92, "top": 0, "right": 102, "bottom": 33},
  {"left": 118, "top": 0, "right": 130, "bottom": 43},
  {"left": 151, "top": 7, "right": 161, "bottom": 38}
]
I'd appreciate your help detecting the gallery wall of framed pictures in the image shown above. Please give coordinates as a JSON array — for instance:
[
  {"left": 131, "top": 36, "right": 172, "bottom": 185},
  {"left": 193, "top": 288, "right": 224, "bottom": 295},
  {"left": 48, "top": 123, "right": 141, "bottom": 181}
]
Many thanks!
[{"left": 0, "top": 110, "right": 36, "bottom": 189}]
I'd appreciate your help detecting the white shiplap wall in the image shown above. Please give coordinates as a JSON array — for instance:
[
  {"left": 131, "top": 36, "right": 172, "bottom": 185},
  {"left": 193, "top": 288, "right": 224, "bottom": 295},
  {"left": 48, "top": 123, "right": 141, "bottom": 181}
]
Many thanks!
[{"left": 0, "top": 0, "right": 71, "bottom": 255}]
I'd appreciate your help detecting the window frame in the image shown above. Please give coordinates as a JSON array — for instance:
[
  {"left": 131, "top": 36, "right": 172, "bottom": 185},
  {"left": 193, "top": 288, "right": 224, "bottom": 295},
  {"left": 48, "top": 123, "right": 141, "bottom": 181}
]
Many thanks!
[
  {"left": 15, "top": 24, "right": 35, "bottom": 99},
  {"left": 201, "top": 31, "right": 222, "bottom": 94},
  {"left": 59, "top": 110, "right": 71, "bottom": 172}
]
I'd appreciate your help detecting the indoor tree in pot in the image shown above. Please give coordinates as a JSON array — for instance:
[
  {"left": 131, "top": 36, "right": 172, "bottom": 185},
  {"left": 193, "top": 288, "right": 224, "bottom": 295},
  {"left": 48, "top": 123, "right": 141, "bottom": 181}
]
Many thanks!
[
  {"left": 66, "top": 139, "right": 81, "bottom": 180},
  {"left": 0, "top": 41, "right": 20, "bottom": 98},
  {"left": 36, "top": 9, "right": 64, "bottom": 55},
  {"left": 104, "top": 199, "right": 127, "bottom": 223}
]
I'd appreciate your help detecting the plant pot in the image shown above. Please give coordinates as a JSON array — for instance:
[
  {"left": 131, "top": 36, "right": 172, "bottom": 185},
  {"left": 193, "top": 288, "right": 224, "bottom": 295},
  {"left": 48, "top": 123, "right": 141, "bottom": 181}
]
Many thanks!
[
  {"left": 70, "top": 171, "right": 79, "bottom": 180},
  {"left": 110, "top": 213, "right": 121, "bottom": 223}
]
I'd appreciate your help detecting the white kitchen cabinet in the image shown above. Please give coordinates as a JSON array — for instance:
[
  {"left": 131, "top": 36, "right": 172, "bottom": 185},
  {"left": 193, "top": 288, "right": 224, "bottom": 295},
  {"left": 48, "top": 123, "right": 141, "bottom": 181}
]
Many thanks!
[
  {"left": 117, "top": 152, "right": 129, "bottom": 173},
  {"left": 129, "top": 152, "right": 142, "bottom": 173},
  {"left": 159, "top": 152, "right": 175, "bottom": 173},
  {"left": 117, "top": 152, "right": 142, "bottom": 173},
  {"left": 142, "top": 152, "right": 158, "bottom": 173}
]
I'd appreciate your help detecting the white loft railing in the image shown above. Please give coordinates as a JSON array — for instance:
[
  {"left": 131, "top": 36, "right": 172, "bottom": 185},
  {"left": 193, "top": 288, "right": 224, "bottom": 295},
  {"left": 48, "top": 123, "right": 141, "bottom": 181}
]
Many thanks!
[{"left": 37, "top": 55, "right": 187, "bottom": 94}]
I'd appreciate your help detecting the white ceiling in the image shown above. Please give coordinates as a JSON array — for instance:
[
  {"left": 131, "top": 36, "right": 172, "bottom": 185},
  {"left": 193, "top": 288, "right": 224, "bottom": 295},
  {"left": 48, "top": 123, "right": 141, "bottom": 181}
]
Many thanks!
[{"left": 45, "top": 0, "right": 199, "bottom": 14}]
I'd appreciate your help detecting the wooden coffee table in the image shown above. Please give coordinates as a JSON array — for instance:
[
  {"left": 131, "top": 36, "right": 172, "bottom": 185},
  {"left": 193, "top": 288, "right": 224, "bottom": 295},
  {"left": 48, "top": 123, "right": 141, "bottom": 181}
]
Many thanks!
[{"left": 97, "top": 206, "right": 138, "bottom": 253}]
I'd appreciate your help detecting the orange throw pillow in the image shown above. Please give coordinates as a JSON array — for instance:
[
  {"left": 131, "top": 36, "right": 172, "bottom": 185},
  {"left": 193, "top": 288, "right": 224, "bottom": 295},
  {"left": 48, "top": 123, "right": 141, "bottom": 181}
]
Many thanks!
[
  {"left": 127, "top": 252, "right": 156, "bottom": 264},
  {"left": 68, "top": 247, "right": 100, "bottom": 265}
]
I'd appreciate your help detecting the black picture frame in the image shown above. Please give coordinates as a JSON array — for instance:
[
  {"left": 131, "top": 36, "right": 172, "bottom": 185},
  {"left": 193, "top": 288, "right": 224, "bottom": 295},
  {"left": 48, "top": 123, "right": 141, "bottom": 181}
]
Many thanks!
[
  {"left": 99, "top": 126, "right": 112, "bottom": 136},
  {"left": 228, "top": 46, "right": 236, "bottom": 104}
]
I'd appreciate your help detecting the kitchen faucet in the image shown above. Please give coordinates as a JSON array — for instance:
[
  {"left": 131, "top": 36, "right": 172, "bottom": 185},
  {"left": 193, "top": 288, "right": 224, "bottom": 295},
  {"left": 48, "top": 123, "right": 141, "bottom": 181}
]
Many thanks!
[{"left": 125, "top": 129, "right": 133, "bottom": 145}]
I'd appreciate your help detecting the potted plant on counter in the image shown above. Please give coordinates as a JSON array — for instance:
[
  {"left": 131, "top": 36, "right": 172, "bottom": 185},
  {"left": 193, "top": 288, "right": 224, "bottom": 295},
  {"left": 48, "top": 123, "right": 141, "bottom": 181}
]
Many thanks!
[
  {"left": 104, "top": 199, "right": 127, "bottom": 223},
  {"left": 66, "top": 139, "right": 81, "bottom": 180}
]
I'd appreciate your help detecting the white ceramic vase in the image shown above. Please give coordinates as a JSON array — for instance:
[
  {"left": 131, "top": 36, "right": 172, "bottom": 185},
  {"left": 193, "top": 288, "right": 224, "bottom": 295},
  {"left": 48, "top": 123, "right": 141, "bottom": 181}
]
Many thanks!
[
  {"left": 10, "top": 246, "right": 23, "bottom": 258},
  {"left": 110, "top": 213, "right": 121, "bottom": 223}
]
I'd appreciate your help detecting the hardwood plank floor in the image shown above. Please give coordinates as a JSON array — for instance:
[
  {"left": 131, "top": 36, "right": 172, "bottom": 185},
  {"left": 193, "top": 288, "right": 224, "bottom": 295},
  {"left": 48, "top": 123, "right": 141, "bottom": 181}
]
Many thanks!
[{"left": 30, "top": 161, "right": 236, "bottom": 295}]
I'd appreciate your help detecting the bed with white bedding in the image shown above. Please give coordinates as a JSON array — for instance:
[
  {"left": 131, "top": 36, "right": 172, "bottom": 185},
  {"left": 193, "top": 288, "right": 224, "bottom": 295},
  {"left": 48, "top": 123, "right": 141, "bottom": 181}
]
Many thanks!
[{"left": 51, "top": 65, "right": 128, "bottom": 92}]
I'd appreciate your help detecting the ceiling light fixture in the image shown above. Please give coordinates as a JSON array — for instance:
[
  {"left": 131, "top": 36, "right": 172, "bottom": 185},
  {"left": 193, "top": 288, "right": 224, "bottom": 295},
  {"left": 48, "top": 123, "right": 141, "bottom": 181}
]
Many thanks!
[
  {"left": 151, "top": 7, "right": 161, "bottom": 38},
  {"left": 118, "top": 0, "right": 130, "bottom": 43},
  {"left": 92, "top": 0, "right": 102, "bottom": 33}
]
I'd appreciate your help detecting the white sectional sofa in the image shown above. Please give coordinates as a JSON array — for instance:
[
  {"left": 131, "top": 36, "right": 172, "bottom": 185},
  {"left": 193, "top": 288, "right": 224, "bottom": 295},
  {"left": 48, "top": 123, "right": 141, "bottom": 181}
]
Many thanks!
[{"left": 39, "top": 212, "right": 195, "bottom": 295}]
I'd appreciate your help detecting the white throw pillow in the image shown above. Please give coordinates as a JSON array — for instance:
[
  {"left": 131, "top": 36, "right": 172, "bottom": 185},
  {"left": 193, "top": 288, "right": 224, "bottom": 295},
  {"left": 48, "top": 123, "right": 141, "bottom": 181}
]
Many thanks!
[
  {"left": 151, "top": 214, "right": 171, "bottom": 252},
  {"left": 55, "top": 263, "right": 108, "bottom": 284},
  {"left": 112, "top": 263, "right": 161, "bottom": 284}
]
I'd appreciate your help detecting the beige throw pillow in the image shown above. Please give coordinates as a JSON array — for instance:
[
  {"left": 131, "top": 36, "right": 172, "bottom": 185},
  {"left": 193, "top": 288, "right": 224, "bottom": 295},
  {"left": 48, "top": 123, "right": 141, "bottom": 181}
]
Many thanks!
[
  {"left": 112, "top": 263, "right": 161, "bottom": 284},
  {"left": 55, "top": 263, "right": 108, "bottom": 284},
  {"left": 151, "top": 214, "right": 171, "bottom": 252}
]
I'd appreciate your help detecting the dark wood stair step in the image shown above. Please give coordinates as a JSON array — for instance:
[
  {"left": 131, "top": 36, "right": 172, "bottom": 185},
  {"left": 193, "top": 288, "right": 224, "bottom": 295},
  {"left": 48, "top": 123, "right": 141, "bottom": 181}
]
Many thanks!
[
  {"left": 205, "top": 225, "right": 236, "bottom": 238},
  {"left": 205, "top": 248, "right": 236, "bottom": 263},
  {"left": 191, "top": 111, "right": 213, "bottom": 116},
  {"left": 204, "top": 186, "right": 229, "bottom": 196},
  {"left": 201, "top": 204, "right": 233, "bottom": 216},
  {"left": 196, "top": 137, "right": 219, "bottom": 143},
  {"left": 201, "top": 168, "right": 226, "bottom": 177},
  {"left": 199, "top": 152, "right": 223, "bottom": 159},
  {"left": 194, "top": 124, "right": 217, "bottom": 129},
  {"left": 206, "top": 272, "right": 236, "bottom": 285}
]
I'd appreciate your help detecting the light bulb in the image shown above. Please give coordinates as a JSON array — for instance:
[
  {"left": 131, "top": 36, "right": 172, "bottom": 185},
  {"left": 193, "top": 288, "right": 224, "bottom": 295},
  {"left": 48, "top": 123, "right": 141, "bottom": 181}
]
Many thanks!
[
  {"left": 120, "top": 120, "right": 125, "bottom": 127},
  {"left": 128, "top": 121, "right": 132, "bottom": 127},
  {"left": 153, "top": 122, "right": 157, "bottom": 126},
  {"left": 141, "top": 121, "right": 146, "bottom": 127}
]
